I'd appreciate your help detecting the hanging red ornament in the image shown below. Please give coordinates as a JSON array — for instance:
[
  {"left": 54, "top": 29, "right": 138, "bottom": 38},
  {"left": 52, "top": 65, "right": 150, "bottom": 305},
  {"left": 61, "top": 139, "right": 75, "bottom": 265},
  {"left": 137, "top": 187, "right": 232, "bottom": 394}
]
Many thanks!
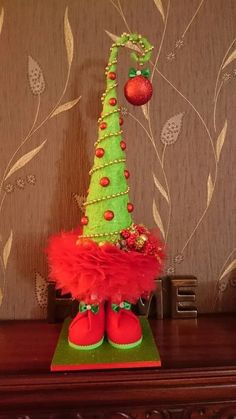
[
  {"left": 100, "top": 177, "right": 110, "bottom": 187},
  {"left": 95, "top": 148, "right": 105, "bottom": 158},
  {"left": 124, "top": 75, "right": 153, "bottom": 106},
  {"left": 81, "top": 216, "right": 88, "bottom": 226},
  {"left": 104, "top": 210, "right": 114, "bottom": 221}
]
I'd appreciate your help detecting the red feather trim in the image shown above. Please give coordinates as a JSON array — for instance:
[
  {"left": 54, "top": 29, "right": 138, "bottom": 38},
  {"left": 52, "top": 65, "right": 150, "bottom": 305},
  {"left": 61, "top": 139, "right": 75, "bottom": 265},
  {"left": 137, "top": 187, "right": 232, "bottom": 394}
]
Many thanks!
[{"left": 47, "top": 230, "right": 164, "bottom": 304}]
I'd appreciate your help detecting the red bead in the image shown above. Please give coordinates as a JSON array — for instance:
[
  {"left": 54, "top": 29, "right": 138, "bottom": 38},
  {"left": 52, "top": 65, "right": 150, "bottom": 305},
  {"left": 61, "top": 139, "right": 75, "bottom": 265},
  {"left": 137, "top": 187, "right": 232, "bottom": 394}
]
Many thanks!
[
  {"left": 81, "top": 216, "right": 88, "bottom": 225},
  {"left": 95, "top": 148, "right": 105, "bottom": 158},
  {"left": 100, "top": 177, "right": 110, "bottom": 187},
  {"left": 124, "top": 169, "right": 130, "bottom": 179},
  {"left": 104, "top": 210, "right": 114, "bottom": 221},
  {"left": 119, "top": 116, "right": 124, "bottom": 126},
  {"left": 108, "top": 72, "right": 116, "bottom": 80},
  {"left": 100, "top": 122, "right": 107, "bottom": 130},
  {"left": 109, "top": 98, "right": 117, "bottom": 106},
  {"left": 120, "top": 140, "right": 126, "bottom": 150},
  {"left": 127, "top": 203, "right": 134, "bottom": 213}
]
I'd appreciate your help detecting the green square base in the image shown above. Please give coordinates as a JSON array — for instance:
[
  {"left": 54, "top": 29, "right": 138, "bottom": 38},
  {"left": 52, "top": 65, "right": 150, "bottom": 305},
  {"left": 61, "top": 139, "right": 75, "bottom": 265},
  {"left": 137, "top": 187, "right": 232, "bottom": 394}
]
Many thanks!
[{"left": 51, "top": 316, "right": 161, "bottom": 371}]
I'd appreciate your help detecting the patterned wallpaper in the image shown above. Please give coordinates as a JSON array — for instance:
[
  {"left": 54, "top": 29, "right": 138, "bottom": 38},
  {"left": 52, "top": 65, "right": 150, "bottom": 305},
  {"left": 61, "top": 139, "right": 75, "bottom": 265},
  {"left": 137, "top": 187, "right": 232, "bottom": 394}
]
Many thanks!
[{"left": 0, "top": 0, "right": 235, "bottom": 319}]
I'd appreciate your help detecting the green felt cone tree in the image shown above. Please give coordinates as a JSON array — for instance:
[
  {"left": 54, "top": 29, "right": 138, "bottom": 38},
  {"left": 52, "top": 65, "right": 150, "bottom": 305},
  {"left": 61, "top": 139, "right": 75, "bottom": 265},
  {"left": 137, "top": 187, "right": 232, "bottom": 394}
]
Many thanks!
[{"left": 81, "top": 33, "right": 153, "bottom": 243}]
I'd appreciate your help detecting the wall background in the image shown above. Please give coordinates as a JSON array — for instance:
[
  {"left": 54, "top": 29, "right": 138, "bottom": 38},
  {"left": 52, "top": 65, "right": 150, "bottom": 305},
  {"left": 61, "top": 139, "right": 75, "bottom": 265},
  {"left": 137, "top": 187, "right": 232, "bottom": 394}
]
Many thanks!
[{"left": 0, "top": 0, "right": 235, "bottom": 319}]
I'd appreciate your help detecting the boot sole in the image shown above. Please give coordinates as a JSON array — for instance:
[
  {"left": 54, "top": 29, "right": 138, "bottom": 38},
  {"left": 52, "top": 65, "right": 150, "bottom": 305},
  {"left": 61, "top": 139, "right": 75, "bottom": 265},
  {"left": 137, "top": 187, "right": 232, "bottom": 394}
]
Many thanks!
[
  {"left": 108, "top": 336, "right": 142, "bottom": 349},
  {"left": 68, "top": 337, "right": 104, "bottom": 350}
]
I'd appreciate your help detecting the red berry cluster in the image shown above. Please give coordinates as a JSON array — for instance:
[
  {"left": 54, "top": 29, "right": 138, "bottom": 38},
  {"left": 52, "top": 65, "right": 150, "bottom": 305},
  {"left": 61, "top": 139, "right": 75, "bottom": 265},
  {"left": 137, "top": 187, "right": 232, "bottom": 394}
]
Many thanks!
[{"left": 117, "top": 224, "right": 164, "bottom": 259}]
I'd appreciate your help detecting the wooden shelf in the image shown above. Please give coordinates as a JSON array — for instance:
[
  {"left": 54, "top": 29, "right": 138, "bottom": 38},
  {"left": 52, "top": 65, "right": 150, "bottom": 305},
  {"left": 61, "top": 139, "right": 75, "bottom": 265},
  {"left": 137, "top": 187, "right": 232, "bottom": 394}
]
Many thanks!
[{"left": 1, "top": 314, "right": 236, "bottom": 418}]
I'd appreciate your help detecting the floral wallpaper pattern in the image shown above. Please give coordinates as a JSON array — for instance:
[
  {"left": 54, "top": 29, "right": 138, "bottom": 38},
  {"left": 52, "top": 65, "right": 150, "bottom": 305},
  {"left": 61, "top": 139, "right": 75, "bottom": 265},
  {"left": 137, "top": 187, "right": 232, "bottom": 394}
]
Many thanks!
[{"left": 0, "top": 6, "right": 81, "bottom": 313}]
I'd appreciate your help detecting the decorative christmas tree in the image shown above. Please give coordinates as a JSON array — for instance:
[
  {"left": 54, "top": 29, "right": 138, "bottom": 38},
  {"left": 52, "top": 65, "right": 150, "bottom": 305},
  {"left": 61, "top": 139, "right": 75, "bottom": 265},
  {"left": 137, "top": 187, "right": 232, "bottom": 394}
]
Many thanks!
[
  {"left": 82, "top": 33, "right": 153, "bottom": 243},
  {"left": 47, "top": 33, "right": 164, "bottom": 350}
]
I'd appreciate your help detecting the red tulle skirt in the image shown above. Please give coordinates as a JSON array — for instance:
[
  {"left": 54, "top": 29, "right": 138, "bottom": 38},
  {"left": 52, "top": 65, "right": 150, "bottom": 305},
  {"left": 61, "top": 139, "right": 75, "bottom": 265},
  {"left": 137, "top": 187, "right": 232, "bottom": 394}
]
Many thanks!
[{"left": 47, "top": 229, "right": 164, "bottom": 304}]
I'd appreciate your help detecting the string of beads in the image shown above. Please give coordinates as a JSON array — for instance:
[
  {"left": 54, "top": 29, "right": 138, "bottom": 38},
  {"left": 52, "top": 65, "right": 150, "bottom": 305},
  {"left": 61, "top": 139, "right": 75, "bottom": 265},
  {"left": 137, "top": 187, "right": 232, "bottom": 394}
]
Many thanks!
[
  {"left": 98, "top": 108, "right": 121, "bottom": 124},
  {"left": 78, "top": 224, "right": 132, "bottom": 240},
  {"left": 83, "top": 187, "right": 130, "bottom": 207},
  {"left": 94, "top": 130, "right": 122, "bottom": 147},
  {"left": 89, "top": 158, "right": 126, "bottom": 175}
]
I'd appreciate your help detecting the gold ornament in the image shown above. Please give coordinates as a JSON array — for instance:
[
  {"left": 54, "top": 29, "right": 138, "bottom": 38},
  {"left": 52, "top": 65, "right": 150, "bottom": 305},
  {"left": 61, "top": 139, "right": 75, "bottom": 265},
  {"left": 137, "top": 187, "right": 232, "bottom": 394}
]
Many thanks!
[{"left": 140, "top": 234, "right": 148, "bottom": 242}]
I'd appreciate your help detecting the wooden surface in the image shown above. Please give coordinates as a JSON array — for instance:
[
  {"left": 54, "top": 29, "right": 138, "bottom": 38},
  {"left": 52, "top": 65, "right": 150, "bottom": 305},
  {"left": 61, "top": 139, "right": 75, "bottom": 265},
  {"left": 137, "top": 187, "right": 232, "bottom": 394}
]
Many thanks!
[
  {"left": 0, "top": 315, "right": 236, "bottom": 418},
  {"left": 0, "top": 0, "right": 236, "bottom": 319},
  {"left": 1, "top": 314, "right": 236, "bottom": 373}
]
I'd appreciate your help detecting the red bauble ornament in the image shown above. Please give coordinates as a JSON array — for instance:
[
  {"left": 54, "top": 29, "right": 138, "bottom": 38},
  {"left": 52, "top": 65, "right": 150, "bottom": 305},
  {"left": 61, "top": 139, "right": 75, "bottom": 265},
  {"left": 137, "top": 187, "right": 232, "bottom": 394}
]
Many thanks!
[
  {"left": 95, "top": 148, "right": 105, "bottom": 158},
  {"left": 124, "top": 169, "right": 130, "bottom": 179},
  {"left": 108, "top": 72, "right": 116, "bottom": 80},
  {"left": 109, "top": 98, "right": 117, "bottom": 106},
  {"left": 124, "top": 75, "right": 153, "bottom": 106},
  {"left": 81, "top": 216, "right": 88, "bottom": 225},
  {"left": 100, "top": 177, "right": 110, "bottom": 187},
  {"left": 104, "top": 210, "right": 114, "bottom": 221},
  {"left": 100, "top": 122, "right": 107, "bottom": 130},
  {"left": 127, "top": 203, "right": 134, "bottom": 213},
  {"left": 120, "top": 140, "right": 126, "bottom": 150}
]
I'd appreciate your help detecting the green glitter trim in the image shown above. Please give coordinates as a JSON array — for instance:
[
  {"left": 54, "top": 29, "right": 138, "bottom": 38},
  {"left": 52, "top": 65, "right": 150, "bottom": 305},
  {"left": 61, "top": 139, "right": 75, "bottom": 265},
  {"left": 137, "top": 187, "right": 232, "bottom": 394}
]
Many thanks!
[
  {"left": 108, "top": 336, "right": 143, "bottom": 350},
  {"left": 68, "top": 337, "right": 104, "bottom": 351}
]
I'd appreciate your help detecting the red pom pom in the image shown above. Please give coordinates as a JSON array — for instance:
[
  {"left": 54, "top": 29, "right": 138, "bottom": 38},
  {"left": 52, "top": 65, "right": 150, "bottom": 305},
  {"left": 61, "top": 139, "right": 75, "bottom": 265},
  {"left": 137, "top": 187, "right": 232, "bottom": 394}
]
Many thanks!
[
  {"left": 109, "top": 98, "right": 117, "bottom": 106},
  {"left": 124, "top": 75, "right": 153, "bottom": 106},
  {"left": 124, "top": 169, "right": 130, "bottom": 179},
  {"left": 81, "top": 216, "right": 88, "bottom": 226},
  {"left": 120, "top": 140, "right": 126, "bottom": 150},
  {"left": 100, "top": 122, "right": 107, "bottom": 130},
  {"left": 104, "top": 210, "right": 114, "bottom": 220},
  {"left": 119, "top": 116, "right": 124, "bottom": 126},
  {"left": 100, "top": 177, "right": 110, "bottom": 187},
  {"left": 96, "top": 148, "right": 105, "bottom": 158},
  {"left": 127, "top": 203, "right": 134, "bottom": 213},
  {"left": 108, "top": 72, "right": 116, "bottom": 80}
]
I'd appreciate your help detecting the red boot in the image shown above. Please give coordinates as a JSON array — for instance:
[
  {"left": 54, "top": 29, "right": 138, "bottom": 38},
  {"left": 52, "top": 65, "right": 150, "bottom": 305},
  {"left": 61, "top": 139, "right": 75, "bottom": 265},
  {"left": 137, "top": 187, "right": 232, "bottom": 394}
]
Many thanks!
[
  {"left": 106, "top": 302, "right": 142, "bottom": 349},
  {"left": 68, "top": 303, "right": 105, "bottom": 350}
]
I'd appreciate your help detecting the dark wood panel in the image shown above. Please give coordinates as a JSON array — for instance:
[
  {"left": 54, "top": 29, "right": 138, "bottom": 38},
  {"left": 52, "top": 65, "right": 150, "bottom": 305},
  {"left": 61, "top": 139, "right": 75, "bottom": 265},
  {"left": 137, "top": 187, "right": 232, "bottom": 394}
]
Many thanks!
[{"left": 0, "top": 315, "right": 236, "bottom": 417}]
